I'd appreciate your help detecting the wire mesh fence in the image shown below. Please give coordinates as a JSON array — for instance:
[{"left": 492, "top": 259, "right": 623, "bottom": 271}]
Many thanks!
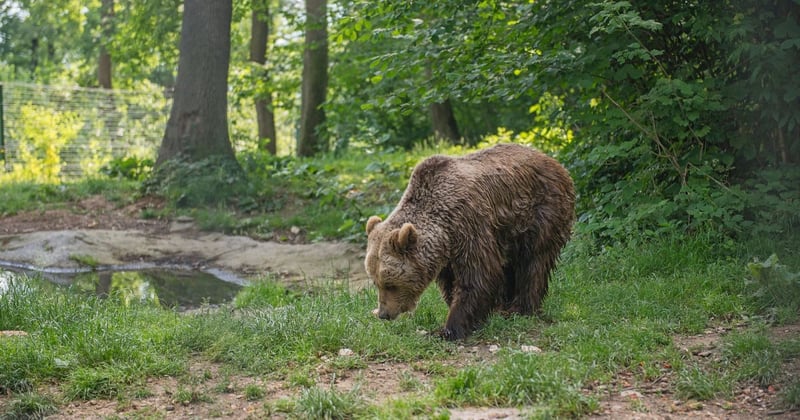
[{"left": 0, "top": 82, "right": 170, "bottom": 180}]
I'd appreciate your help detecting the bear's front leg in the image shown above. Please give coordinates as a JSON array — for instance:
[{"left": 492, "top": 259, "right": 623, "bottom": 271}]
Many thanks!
[{"left": 439, "top": 286, "right": 495, "bottom": 341}]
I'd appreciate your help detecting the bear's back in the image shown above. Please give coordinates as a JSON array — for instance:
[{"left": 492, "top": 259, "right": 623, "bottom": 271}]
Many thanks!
[{"left": 394, "top": 144, "right": 573, "bottom": 234}]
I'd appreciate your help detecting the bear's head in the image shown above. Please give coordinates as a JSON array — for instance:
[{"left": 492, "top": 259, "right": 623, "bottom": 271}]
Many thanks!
[{"left": 365, "top": 216, "right": 428, "bottom": 320}]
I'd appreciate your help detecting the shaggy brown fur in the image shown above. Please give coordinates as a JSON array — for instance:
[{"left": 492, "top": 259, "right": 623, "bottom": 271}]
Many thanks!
[{"left": 365, "top": 143, "right": 575, "bottom": 340}]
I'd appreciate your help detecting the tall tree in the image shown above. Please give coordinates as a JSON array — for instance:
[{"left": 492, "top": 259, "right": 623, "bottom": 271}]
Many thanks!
[
  {"left": 426, "top": 68, "right": 460, "bottom": 142},
  {"left": 430, "top": 99, "right": 460, "bottom": 142},
  {"left": 97, "top": 0, "right": 114, "bottom": 89},
  {"left": 297, "top": 0, "right": 328, "bottom": 157},
  {"left": 156, "top": 0, "right": 237, "bottom": 168},
  {"left": 250, "top": 0, "right": 277, "bottom": 154}
]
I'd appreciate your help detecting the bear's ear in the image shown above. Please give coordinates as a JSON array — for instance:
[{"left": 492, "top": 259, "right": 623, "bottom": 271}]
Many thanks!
[
  {"left": 366, "top": 216, "right": 382, "bottom": 234},
  {"left": 392, "top": 223, "right": 417, "bottom": 251}
]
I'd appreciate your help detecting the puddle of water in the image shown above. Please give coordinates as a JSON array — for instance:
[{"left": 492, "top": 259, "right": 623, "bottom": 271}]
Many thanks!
[{"left": 0, "top": 264, "right": 246, "bottom": 310}]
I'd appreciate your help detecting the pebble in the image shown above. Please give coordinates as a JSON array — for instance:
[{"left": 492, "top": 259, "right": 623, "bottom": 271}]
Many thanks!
[{"left": 620, "top": 390, "right": 643, "bottom": 399}]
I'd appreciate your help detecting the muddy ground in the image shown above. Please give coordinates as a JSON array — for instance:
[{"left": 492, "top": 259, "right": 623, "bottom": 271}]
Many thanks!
[
  {"left": 0, "top": 196, "right": 798, "bottom": 419},
  {"left": 0, "top": 195, "right": 368, "bottom": 288}
]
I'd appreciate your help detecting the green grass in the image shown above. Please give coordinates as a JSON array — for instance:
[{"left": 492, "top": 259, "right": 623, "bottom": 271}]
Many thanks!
[
  {"left": 779, "top": 380, "right": 800, "bottom": 410},
  {"left": 294, "top": 386, "right": 366, "bottom": 419},
  {"left": 0, "top": 177, "right": 140, "bottom": 217},
  {"left": 2, "top": 231, "right": 798, "bottom": 418},
  {"left": 1, "top": 391, "right": 58, "bottom": 419}
]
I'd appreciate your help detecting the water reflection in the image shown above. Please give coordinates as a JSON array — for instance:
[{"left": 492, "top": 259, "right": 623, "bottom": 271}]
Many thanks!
[{"left": 1, "top": 267, "right": 244, "bottom": 310}]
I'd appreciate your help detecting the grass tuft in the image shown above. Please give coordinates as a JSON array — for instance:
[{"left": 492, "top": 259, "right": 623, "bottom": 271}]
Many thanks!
[
  {"left": 779, "top": 380, "right": 800, "bottom": 410},
  {"left": 294, "top": 386, "right": 365, "bottom": 419},
  {"left": 244, "top": 384, "right": 265, "bottom": 401},
  {"left": 435, "top": 352, "right": 597, "bottom": 417},
  {"left": 674, "top": 365, "right": 730, "bottom": 400},
  {"left": 1, "top": 392, "right": 58, "bottom": 420}
]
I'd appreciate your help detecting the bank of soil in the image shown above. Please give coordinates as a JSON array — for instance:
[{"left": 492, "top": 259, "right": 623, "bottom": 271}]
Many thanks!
[
  {"left": 0, "top": 195, "right": 798, "bottom": 419},
  {"left": 0, "top": 195, "right": 369, "bottom": 288}
]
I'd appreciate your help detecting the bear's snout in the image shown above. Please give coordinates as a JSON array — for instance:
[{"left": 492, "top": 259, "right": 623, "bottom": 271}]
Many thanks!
[{"left": 377, "top": 306, "right": 398, "bottom": 320}]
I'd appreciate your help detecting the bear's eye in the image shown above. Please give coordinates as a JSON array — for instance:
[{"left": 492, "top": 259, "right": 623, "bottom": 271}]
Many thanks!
[{"left": 384, "top": 284, "right": 397, "bottom": 292}]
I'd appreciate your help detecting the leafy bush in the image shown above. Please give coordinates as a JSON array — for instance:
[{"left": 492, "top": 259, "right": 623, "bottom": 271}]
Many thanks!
[
  {"left": 2, "top": 104, "right": 81, "bottom": 183},
  {"left": 746, "top": 254, "right": 800, "bottom": 323},
  {"left": 143, "top": 155, "right": 248, "bottom": 207},
  {"left": 100, "top": 156, "right": 154, "bottom": 181}
]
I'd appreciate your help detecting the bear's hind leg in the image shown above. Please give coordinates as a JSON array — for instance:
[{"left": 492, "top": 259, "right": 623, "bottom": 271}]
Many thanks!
[
  {"left": 501, "top": 241, "right": 537, "bottom": 315},
  {"left": 528, "top": 242, "right": 562, "bottom": 314},
  {"left": 436, "top": 265, "right": 456, "bottom": 306}
]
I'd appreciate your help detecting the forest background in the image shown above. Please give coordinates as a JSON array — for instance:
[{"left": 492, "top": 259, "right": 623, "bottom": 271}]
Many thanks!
[{"left": 0, "top": 0, "right": 798, "bottom": 243}]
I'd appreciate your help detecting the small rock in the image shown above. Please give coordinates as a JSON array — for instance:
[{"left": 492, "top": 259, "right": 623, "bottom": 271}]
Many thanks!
[
  {"left": 290, "top": 226, "right": 301, "bottom": 235},
  {"left": 257, "top": 232, "right": 275, "bottom": 241},
  {"left": 687, "top": 401, "right": 704, "bottom": 410},
  {"left": 416, "top": 329, "right": 428, "bottom": 335},
  {"left": 697, "top": 350, "right": 713, "bottom": 357},
  {"left": 0, "top": 330, "right": 28, "bottom": 337},
  {"left": 520, "top": 345, "right": 542, "bottom": 353},
  {"left": 488, "top": 344, "right": 500, "bottom": 353},
  {"left": 620, "top": 390, "right": 643, "bottom": 399},
  {"left": 338, "top": 348, "right": 354, "bottom": 357},
  {"left": 175, "top": 215, "right": 194, "bottom": 223},
  {"left": 165, "top": 405, "right": 175, "bottom": 411}
]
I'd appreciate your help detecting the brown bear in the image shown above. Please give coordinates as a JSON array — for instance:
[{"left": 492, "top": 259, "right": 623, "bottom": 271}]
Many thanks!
[{"left": 364, "top": 143, "right": 575, "bottom": 340}]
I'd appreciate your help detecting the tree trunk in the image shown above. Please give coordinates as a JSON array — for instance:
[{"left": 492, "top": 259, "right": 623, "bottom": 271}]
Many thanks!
[
  {"left": 250, "top": 0, "right": 277, "bottom": 154},
  {"left": 430, "top": 99, "right": 461, "bottom": 143},
  {"left": 156, "top": 0, "right": 236, "bottom": 168},
  {"left": 98, "top": 0, "right": 114, "bottom": 89},
  {"left": 297, "top": 0, "right": 328, "bottom": 157}
]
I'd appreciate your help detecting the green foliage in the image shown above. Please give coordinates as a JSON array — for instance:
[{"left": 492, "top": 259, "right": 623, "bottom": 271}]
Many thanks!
[
  {"left": 144, "top": 155, "right": 247, "bottom": 208},
  {"left": 233, "top": 277, "right": 299, "bottom": 308},
  {"left": 355, "top": 0, "right": 800, "bottom": 242},
  {"left": 1, "top": 104, "right": 81, "bottom": 183},
  {"left": 232, "top": 148, "right": 420, "bottom": 240},
  {"left": 746, "top": 254, "right": 800, "bottom": 323},
  {"left": 100, "top": 156, "right": 154, "bottom": 181}
]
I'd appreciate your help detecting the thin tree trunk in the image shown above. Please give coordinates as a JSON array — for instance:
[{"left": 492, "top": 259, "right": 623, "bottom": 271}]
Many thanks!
[
  {"left": 98, "top": 0, "right": 114, "bottom": 89},
  {"left": 156, "top": 0, "right": 236, "bottom": 167},
  {"left": 430, "top": 99, "right": 461, "bottom": 143},
  {"left": 250, "top": 1, "right": 277, "bottom": 154},
  {"left": 297, "top": 0, "right": 328, "bottom": 157}
]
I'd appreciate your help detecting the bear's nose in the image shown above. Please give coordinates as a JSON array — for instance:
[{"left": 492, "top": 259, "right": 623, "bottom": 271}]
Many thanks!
[{"left": 377, "top": 307, "right": 395, "bottom": 320}]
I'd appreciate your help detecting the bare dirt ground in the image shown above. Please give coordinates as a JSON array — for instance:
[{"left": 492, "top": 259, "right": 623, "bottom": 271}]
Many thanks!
[{"left": 1, "top": 196, "right": 798, "bottom": 419}]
